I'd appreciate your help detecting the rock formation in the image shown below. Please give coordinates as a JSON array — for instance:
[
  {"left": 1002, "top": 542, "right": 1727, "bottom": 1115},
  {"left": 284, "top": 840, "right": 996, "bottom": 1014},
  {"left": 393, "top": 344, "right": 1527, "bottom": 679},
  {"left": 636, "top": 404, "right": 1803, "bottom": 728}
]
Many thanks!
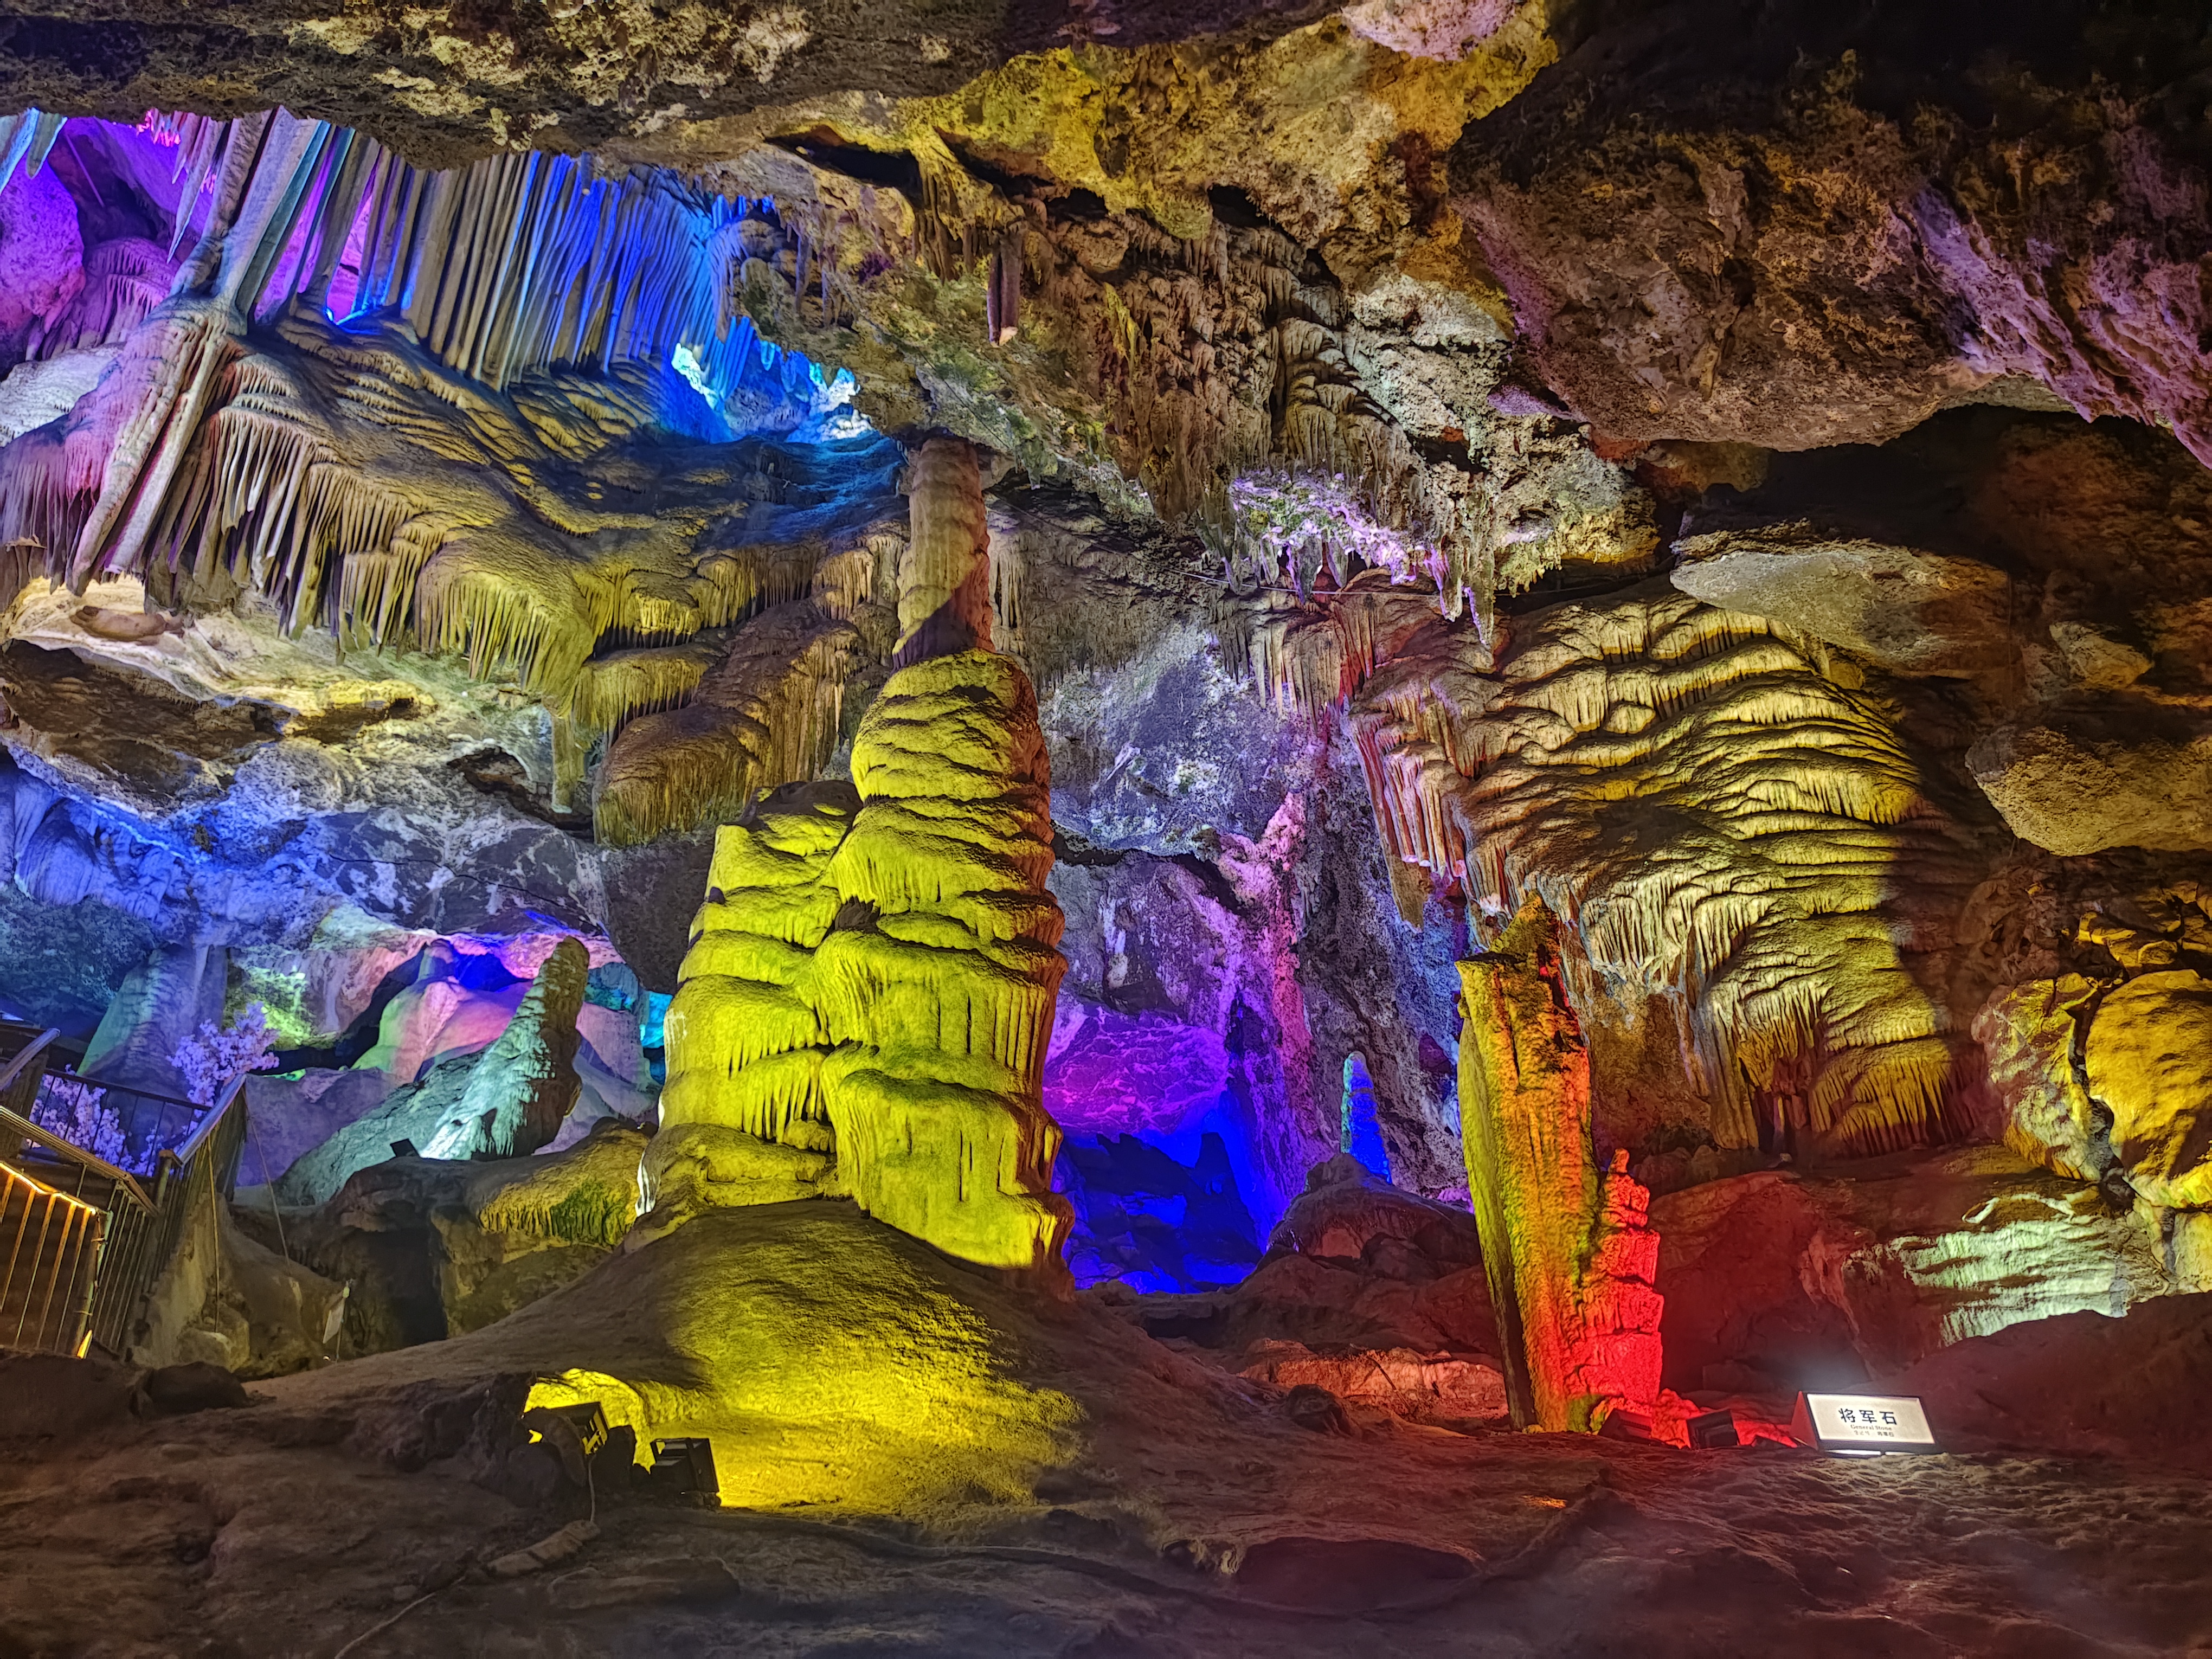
[
  {"left": 271, "top": 1122, "right": 648, "bottom": 1353},
  {"left": 276, "top": 936, "right": 589, "bottom": 1204},
  {"left": 652, "top": 436, "right": 1071, "bottom": 1271},
  {"left": 1456, "top": 897, "right": 1662, "bottom": 1430},
  {"left": 417, "top": 935, "right": 588, "bottom": 1160},
  {"left": 8, "top": 14, "right": 2212, "bottom": 1647}
]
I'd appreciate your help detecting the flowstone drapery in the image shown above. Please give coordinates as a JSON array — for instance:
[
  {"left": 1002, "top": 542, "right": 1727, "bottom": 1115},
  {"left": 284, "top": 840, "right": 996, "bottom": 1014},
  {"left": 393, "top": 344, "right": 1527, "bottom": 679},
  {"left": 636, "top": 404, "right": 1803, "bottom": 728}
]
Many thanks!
[
  {"left": 651, "top": 437, "right": 1071, "bottom": 1272},
  {"left": 1249, "top": 571, "right": 1991, "bottom": 1160}
]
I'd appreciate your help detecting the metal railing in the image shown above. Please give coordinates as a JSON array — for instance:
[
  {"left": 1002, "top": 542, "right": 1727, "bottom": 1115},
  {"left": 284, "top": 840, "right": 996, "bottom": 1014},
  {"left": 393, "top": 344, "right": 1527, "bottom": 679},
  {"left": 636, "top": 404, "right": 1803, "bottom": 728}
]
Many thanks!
[
  {"left": 0, "top": 1160, "right": 104, "bottom": 1354},
  {"left": 0, "top": 1020, "right": 56, "bottom": 1122},
  {"left": 89, "top": 1074, "right": 249, "bottom": 1358},
  {"left": 29, "top": 1063, "right": 214, "bottom": 1180},
  {"left": 0, "top": 1063, "right": 249, "bottom": 1360}
]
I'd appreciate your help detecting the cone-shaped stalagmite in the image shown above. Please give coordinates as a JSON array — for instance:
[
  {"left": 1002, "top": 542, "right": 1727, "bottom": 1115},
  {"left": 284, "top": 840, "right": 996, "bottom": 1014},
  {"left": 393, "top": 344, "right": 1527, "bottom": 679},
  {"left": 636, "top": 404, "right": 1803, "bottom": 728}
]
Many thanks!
[
  {"left": 655, "top": 438, "right": 1071, "bottom": 1272},
  {"left": 422, "top": 938, "right": 590, "bottom": 1161}
]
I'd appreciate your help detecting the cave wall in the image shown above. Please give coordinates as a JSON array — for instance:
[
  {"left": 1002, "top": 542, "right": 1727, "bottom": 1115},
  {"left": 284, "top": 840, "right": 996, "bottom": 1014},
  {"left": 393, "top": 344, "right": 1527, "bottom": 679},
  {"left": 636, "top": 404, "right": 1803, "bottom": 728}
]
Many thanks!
[{"left": 0, "top": 1, "right": 2208, "bottom": 1340}]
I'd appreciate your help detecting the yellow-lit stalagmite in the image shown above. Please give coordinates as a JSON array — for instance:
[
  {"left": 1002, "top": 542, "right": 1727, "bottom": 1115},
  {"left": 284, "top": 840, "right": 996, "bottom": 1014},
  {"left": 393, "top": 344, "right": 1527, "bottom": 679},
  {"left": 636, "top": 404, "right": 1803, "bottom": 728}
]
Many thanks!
[{"left": 652, "top": 437, "right": 1072, "bottom": 1272}]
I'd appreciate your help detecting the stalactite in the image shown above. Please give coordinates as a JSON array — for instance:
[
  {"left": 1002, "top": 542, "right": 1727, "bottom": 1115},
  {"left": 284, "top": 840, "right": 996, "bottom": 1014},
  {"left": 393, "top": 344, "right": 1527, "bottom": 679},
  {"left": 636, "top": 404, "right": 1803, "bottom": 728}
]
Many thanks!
[
  {"left": 985, "top": 231, "right": 1022, "bottom": 345},
  {"left": 412, "top": 536, "right": 605, "bottom": 694},
  {"left": 0, "top": 109, "right": 855, "bottom": 742},
  {"left": 0, "top": 111, "right": 65, "bottom": 195},
  {"left": 28, "top": 239, "right": 178, "bottom": 360},
  {"left": 593, "top": 602, "right": 860, "bottom": 847},
  {"left": 144, "top": 355, "right": 425, "bottom": 634},
  {"left": 571, "top": 637, "right": 723, "bottom": 736},
  {"left": 337, "top": 518, "right": 446, "bottom": 649}
]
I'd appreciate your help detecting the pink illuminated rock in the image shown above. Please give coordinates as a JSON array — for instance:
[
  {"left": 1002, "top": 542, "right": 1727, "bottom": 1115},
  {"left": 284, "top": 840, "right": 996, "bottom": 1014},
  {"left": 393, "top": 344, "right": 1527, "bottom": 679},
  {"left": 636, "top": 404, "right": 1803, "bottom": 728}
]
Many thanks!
[
  {"left": 1043, "top": 1007, "right": 1230, "bottom": 1136},
  {"left": 355, "top": 978, "right": 528, "bottom": 1084},
  {"left": 1239, "top": 1338, "right": 1508, "bottom": 1425}
]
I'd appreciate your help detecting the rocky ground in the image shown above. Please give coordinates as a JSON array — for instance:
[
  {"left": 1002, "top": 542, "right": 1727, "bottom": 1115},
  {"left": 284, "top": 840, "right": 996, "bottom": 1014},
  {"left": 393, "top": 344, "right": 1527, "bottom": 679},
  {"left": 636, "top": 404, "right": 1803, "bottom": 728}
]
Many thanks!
[{"left": 5, "top": 1201, "right": 2210, "bottom": 1658}]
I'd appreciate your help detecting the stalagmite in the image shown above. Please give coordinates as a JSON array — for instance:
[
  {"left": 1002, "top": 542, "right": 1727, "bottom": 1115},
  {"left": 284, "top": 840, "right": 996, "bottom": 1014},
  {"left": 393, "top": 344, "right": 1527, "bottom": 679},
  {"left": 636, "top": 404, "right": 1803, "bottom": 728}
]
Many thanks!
[
  {"left": 278, "top": 940, "right": 592, "bottom": 1204},
  {"left": 896, "top": 436, "right": 995, "bottom": 658},
  {"left": 1457, "top": 897, "right": 1662, "bottom": 1432},
  {"left": 816, "top": 638, "right": 1068, "bottom": 1268},
  {"left": 652, "top": 437, "right": 1071, "bottom": 1272},
  {"left": 420, "top": 937, "right": 589, "bottom": 1161}
]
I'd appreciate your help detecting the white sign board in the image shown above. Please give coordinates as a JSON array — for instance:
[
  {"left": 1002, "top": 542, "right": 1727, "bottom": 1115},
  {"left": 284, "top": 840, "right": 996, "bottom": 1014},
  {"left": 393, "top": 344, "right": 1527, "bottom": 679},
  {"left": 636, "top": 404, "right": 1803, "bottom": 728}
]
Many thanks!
[{"left": 1797, "top": 1392, "right": 1938, "bottom": 1455}]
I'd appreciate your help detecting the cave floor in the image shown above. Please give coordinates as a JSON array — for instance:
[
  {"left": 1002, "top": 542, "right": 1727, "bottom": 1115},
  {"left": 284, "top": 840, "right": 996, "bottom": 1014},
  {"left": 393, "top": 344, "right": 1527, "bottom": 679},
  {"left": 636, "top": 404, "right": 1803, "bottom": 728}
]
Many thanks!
[
  {"left": 5, "top": 1205, "right": 2208, "bottom": 1657},
  {"left": 5, "top": 1409, "right": 2204, "bottom": 1658}
]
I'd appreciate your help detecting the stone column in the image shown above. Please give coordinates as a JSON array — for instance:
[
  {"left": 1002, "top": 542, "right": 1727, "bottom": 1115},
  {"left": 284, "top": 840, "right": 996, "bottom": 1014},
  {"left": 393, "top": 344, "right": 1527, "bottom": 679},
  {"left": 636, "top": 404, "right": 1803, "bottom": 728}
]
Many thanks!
[
  {"left": 1457, "top": 896, "right": 1662, "bottom": 1430},
  {"left": 651, "top": 436, "right": 1071, "bottom": 1274}
]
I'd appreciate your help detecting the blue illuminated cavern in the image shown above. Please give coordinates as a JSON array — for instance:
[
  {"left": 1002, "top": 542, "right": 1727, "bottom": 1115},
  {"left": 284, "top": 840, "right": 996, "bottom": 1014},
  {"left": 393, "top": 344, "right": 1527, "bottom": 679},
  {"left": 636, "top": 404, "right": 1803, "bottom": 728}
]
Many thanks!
[{"left": 4, "top": 5, "right": 2212, "bottom": 1652}]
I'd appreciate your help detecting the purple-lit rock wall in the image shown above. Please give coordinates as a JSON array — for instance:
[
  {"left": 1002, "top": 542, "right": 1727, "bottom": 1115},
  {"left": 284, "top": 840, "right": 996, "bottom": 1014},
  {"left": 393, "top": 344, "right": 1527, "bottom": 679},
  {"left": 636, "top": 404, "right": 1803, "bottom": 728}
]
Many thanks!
[{"left": 1010, "top": 503, "right": 1478, "bottom": 1288}]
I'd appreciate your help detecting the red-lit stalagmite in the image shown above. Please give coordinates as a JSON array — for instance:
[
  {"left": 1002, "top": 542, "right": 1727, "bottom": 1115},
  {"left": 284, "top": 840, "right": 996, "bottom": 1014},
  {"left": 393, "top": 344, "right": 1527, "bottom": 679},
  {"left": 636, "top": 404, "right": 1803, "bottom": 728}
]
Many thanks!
[{"left": 1458, "top": 897, "right": 1663, "bottom": 1430}]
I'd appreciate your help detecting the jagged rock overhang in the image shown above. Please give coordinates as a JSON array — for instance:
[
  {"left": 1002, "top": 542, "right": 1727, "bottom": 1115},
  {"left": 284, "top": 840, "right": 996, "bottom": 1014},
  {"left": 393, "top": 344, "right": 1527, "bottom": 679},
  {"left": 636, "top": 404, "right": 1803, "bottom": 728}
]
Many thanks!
[{"left": 0, "top": 0, "right": 1346, "bottom": 171}]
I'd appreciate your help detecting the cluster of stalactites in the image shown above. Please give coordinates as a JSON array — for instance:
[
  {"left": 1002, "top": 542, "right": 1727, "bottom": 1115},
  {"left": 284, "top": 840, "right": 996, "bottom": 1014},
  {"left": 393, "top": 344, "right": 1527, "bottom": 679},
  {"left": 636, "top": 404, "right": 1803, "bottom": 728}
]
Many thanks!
[
  {"left": 100, "top": 108, "right": 778, "bottom": 392},
  {"left": 655, "top": 438, "right": 1070, "bottom": 1272},
  {"left": 340, "top": 146, "right": 769, "bottom": 394},
  {"left": 137, "top": 350, "right": 430, "bottom": 635},
  {"left": 1217, "top": 571, "right": 1481, "bottom": 724},
  {"left": 593, "top": 599, "right": 864, "bottom": 848},
  {"left": 1001, "top": 202, "right": 1506, "bottom": 622},
  {"left": 1352, "top": 588, "right": 1985, "bottom": 1156},
  {"left": 0, "top": 110, "right": 840, "bottom": 690}
]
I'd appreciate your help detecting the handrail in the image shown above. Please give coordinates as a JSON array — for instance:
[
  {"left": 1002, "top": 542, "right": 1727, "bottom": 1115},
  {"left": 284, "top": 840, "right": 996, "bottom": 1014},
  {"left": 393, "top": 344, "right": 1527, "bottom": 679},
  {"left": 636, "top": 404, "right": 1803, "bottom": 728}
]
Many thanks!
[
  {"left": 171, "top": 1072, "right": 248, "bottom": 1166},
  {"left": 0, "top": 1099, "right": 157, "bottom": 1213},
  {"left": 0, "top": 1027, "right": 58, "bottom": 1096},
  {"left": 0, "top": 1158, "right": 106, "bottom": 1355},
  {"left": 15, "top": 1066, "right": 255, "bottom": 1361},
  {"left": 0, "top": 1159, "right": 100, "bottom": 1216},
  {"left": 43, "top": 1065, "right": 204, "bottom": 1117}
]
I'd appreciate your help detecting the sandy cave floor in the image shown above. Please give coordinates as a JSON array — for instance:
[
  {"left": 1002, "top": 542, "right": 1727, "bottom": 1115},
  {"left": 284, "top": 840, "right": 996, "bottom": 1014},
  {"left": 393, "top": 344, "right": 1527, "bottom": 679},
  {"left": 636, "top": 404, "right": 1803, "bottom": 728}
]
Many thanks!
[{"left": 4, "top": 1206, "right": 2210, "bottom": 1658}]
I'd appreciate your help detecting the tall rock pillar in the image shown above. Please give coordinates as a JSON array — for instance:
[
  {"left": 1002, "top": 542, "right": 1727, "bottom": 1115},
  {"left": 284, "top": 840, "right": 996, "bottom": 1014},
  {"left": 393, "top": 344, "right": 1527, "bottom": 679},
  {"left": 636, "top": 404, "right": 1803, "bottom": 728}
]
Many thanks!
[
  {"left": 653, "top": 437, "right": 1071, "bottom": 1273},
  {"left": 1457, "top": 896, "right": 1663, "bottom": 1430}
]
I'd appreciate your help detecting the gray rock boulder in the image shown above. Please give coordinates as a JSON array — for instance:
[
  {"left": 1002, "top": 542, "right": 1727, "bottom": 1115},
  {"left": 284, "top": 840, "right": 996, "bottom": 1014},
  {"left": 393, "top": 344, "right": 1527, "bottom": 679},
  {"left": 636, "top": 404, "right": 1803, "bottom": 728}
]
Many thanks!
[
  {"left": 1672, "top": 520, "right": 2015, "bottom": 677},
  {"left": 1966, "top": 711, "right": 2212, "bottom": 856}
]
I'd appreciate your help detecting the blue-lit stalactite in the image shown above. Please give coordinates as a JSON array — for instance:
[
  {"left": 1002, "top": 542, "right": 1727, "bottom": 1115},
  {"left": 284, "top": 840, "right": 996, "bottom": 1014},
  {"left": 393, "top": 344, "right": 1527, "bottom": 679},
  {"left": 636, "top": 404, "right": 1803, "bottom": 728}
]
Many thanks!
[
  {"left": 1341, "top": 1052, "right": 1393, "bottom": 1180},
  {"left": 0, "top": 107, "right": 854, "bottom": 423}
]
